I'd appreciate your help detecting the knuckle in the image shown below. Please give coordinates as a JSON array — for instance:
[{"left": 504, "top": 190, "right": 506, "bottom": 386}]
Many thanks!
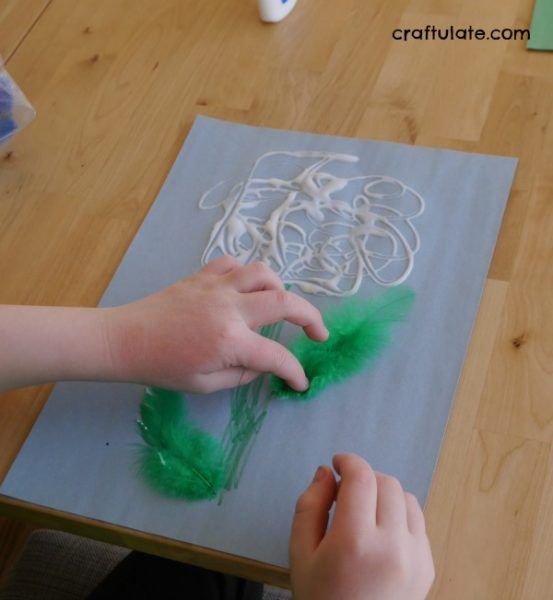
[
  {"left": 381, "top": 475, "right": 403, "bottom": 493},
  {"left": 379, "top": 540, "right": 411, "bottom": 579},
  {"left": 252, "top": 261, "right": 270, "bottom": 276},
  {"left": 350, "top": 465, "right": 376, "bottom": 487},
  {"left": 336, "top": 534, "right": 367, "bottom": 560},
  {"left": 294, "top": 491, "right": 317, "bottom": 515},
  {"left": 211, "top": 256, "right": 231, "bottom": 269},
  {"left": 219, "top": 321, "right": 238, "bottom": 341},
  {"left": 337, "top": 452, "right": 373, "bottom": 473},
  {"left": 301, "top": 300, "right": 322, "bottom": 325},
  {"left": 215, "top": 322, "right": 240, "bottom": 354},
  {"left": 274, "top": 346, "right": 290, "bottom": 371},
  {"left": 274, "top": 289, "right": 290, "bottom": 308},
  {"left": 405, "top": 492, "right": 420, "bottom": 508}
]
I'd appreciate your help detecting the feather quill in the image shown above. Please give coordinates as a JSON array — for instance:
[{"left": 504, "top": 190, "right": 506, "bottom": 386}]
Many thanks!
[
  {"left": 137, "top": 387, "right": 225, "bottom": 500},
  {"left": 271, "top": 286, "right": 415, "bottom": 400}
]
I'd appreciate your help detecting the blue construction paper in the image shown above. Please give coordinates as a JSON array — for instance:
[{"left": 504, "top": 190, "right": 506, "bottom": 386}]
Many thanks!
[{"left": 0, "top": 116, "right": 517, "bottom": 568}]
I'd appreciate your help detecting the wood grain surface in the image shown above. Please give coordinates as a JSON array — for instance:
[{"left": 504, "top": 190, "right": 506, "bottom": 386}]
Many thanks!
[
  {"left": 0, "top": 0, "right": 552, "bottom": 595},
  {"left": 0, "top": 0, "right": 51, "bottom": 60}
]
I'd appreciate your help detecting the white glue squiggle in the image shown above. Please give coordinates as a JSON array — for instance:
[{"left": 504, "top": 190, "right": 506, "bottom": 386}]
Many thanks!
[{"left": 199, "top": 151, "right": 424, "bottom": 296}]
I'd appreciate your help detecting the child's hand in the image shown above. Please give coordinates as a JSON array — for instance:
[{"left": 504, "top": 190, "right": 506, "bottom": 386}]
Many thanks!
[
  {"left": 104, "top": 256, "right": 328, "bottom": 393},
  {"left": 290, "top": 454, "right": 435, "bottom": 600}
]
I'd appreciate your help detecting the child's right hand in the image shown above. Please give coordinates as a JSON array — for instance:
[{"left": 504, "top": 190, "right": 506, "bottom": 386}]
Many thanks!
[
  {"left": 290, "top": 454, "right": 435, "bottom": 600},
  {"left": 0, "top": 256, "right": 327, "bottom": 392},
  {"left": 104, "top": 256, "right": 328, "bottom": 393}
]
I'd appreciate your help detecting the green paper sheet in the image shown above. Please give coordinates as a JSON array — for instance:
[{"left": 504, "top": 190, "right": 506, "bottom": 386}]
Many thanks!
[{"left": 528, "top": 0, "right": 553, "bottom": 51}]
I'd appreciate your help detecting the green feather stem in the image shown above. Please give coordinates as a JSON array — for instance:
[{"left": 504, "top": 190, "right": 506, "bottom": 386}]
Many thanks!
[
  {"left": 271, "top": 286, "right": 415, "bottom": 401},
  {"left": 137, "top": 387, "right": 225, "bottom": 501}
]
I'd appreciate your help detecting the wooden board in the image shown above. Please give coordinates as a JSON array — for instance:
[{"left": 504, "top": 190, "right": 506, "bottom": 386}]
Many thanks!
[
  {"left": 0, "top": 0, "right": 52, "bottom": 61},
  {"left": 0, "top": 0, "right": 552, "bottom": 595}
]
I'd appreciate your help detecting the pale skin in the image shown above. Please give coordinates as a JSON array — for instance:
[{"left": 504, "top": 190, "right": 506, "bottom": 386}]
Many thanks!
[
  {"left": 291, "top": 455, "right": 435, "bottom": 600},
  {"left": 0, "top": 256, "right": 434, "bottom": 598}
]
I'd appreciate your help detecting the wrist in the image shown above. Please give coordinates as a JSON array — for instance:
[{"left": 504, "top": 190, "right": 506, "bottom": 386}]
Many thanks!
[
  {"left": 45, "top": 306, "right": 117, "bottom": 383},
  {"left": 100, "top": 304, "right": 146, "bottom": 385},
  {"left": 0, "top": 305, "right": 117, "bottom": 391}
]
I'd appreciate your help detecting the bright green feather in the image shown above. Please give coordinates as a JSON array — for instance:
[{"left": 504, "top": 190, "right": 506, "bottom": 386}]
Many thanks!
[
  {"left": 271, "top": 287, "right": 415, "bottom": 401},
  {"left": 137, "top": 387, "right": 225, "bottom": 500},
  {"left": 138, "top": 388, "right": 186, "bottom": 447}
]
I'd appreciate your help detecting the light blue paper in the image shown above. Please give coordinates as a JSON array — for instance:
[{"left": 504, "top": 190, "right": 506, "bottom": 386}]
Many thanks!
[{"left": 0, "top": 117, "right": 517, "bottom": 568}]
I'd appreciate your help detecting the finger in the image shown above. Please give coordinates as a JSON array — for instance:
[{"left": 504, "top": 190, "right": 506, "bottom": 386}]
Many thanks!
[
  {"left": 201, "top": 255, "right": 241, "bottom": 275},
  {"left": 290, "top": 466, "right": 337, "bottom": 565},
  {"left": 229, "top": 261, "right": 284, "bottom": 293},
  {"left": 375, "top": 473, "right": 407, "bottom": 530},
  {"left": 191, "top": 368, "right": 260, "bottom": 394},
  {"left": 241, "top": 290, "right": 328, "bottom": 341},
  {"left": 238, "top": 332, "right": 308, "bottom": 391},
  {"left": 405, "top": 492, "right": 426, "bottom": 536},
  {"left": 330, "top": 453, "right": 377, "bottom": 536}
]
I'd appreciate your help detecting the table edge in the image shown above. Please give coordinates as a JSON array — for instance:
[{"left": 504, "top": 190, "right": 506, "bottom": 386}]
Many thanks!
[{"left": 0, "top": 493, "right": 290, "bottom": 588}]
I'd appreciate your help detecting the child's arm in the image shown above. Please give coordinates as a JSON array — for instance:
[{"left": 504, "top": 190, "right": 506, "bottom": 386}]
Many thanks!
[
  {"left": 0, "top": 257, "right": 328, "bottom": 393},
  {"left": 0, "top": 304, "right": 114, "bottom": 391}
]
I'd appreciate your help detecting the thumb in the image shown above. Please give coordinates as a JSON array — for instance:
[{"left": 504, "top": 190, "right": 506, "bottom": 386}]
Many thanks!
[{"left": 289, "top": 465, "right": 337, "bottom": 567}]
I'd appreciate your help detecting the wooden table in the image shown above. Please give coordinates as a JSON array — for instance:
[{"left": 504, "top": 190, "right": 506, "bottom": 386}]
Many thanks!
[{"left": 1, "top": 0, "right": 552, "bottom": 595}]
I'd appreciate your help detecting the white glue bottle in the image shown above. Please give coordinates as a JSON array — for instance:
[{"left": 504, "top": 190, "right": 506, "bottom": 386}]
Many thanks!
[{"left": 257, "top": 0, "right": 297, "bottom": 22}]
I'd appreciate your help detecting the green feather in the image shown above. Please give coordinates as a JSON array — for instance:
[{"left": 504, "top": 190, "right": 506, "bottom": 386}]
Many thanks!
[
  {"left": 271, "top": 286, "right": 415, "bottom": 401},
  {"left": 137, "top": 387, "right": 225, "bottom": 501},
  {"left": 138, "top": 387, "right": 186, "bottom": 447}
]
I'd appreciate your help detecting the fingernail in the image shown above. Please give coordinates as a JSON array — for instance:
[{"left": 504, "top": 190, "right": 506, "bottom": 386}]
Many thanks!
[
  {"left": 323, "top": 326, "right": 330, "bottom": 339},
  {"left": 301, "top": 377, "right": 310, "bottom": 391},
  {"left": 313, "top": 466, "right": 325, "bottom": 482}
]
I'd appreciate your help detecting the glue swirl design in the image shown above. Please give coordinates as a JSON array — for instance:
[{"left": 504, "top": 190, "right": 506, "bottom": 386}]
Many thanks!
[{"left": 200, "top": 151, "right": 424, "bottom": 295}]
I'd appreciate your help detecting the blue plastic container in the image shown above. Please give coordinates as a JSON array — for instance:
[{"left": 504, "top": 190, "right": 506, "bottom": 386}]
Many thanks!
[{"left": 0, "top": 61, "right": 35, "bottom": 145}]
